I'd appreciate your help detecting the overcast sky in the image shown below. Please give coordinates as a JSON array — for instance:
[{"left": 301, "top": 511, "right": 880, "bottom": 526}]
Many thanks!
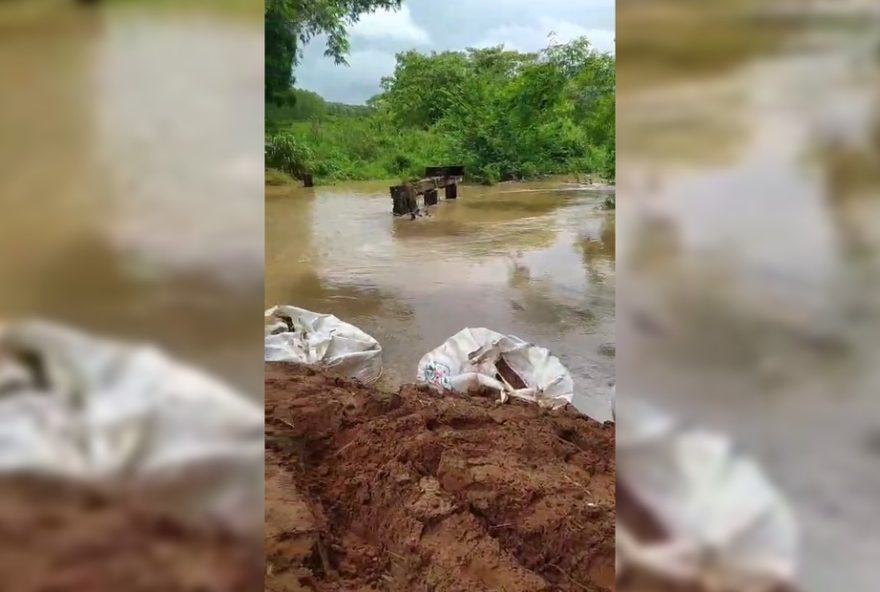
[{"left": 294, "top": 0, "right": 615, "bottom": 105}]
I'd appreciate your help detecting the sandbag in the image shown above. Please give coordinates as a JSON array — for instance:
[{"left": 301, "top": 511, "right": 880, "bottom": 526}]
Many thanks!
[
  {"left": 416, "top": 327, "right": 573, "bottom": 409},
  {"left": 265, "top": 305, "right": 383, "bottom": 384},
  {"left": 616, "top": 398, "right": 798, "bottom": 591},
  {"left": 0, "top": 320, "right": 263, "bottom": 534}
]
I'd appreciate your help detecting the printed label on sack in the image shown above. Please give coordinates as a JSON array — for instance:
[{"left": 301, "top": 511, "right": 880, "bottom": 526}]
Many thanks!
[{"left": 422, "top": 360, "right": 452, "bottom": 389}]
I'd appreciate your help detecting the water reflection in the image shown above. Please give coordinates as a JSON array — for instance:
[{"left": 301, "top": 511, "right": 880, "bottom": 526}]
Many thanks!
[
  {"left": 579, "top": 215, "right": 616, "bottom": 285},
  {"left": 265, "top": 180, "right": 615, "bottom": 420}
]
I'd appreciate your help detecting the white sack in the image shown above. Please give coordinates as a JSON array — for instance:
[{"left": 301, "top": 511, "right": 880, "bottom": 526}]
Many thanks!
[
  {"left": 416, "top": 327, "right": 573, "bottom": 409},
  {"left": 264, "top": 305, "right": 383, "bottom": 384},
  {"left": 616, "top": 398, "right": 798, "bottom": 591},
  {"left": 0, "top": 320, "right": 263, "bottom": 534}
]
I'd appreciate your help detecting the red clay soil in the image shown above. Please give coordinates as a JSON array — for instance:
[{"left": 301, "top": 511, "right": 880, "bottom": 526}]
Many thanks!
[
  {"left": 0, "top": 475, "right": 262, "bottom": 592},
  {"left": 617, "top": 570, "right": 796, "bottom": 592},
  {"left": 265, "top": 363, "right": 616, "bottom": 592}
]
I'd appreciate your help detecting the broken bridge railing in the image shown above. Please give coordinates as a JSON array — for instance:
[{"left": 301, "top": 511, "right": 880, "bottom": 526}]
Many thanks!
[{"left": 390, "top": 166, "right": 464, "bottom": 217}]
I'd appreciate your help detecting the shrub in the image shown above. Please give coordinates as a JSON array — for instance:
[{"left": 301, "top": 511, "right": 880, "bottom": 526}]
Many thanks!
[{"left": 265, "top": 133, "right": 312, "bottom": 179}]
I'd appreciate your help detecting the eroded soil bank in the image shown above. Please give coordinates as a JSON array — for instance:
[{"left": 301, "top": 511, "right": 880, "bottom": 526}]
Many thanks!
[
  {"left": 265, "top": 363, "right": 615, "bottom": 592},
  {"left": 0, "top": 476, "right": 262, "bottom": 591}
]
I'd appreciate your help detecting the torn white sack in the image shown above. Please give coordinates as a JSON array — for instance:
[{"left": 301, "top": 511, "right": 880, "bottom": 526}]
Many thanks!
[
  {"left": 265, "top": 305, "right": 383, "bottom": 384},
  {"left": 416, "top": 327, "right": 573, "bottom": 409},
  {"left": 0, "top": 320, "right": 263, "bottom": 534},
  {"left": 616, "top": 398, "right": 798, "bottom": 591}
]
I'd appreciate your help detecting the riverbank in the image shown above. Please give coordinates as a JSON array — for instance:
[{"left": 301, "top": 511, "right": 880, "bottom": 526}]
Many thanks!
[
  {"left": 265, "top": 168, "right": 615, "bottom": 189},
  {"left": 265, "top": 363, "right": 615, "bottom": 592}
]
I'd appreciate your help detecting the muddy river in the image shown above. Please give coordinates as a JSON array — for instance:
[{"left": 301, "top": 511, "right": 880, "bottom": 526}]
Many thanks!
[
  {"left": 266, "top": 179, "right": 616, "bottom": 421},
  {"left": 618, "top": 4, "right": 880, "bottom": 589},
  {"left": 0, "top": 4, "right": 264, "bottom": 396}
]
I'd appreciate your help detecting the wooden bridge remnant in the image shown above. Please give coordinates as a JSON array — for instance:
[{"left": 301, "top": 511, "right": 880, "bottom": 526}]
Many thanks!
[{"left": 390, "top": 166, "right": 464, "bottom": 217}]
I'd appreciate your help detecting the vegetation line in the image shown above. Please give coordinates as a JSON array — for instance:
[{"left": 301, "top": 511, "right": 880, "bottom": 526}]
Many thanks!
[{"left": 266, "top": 40, "right": 614, "bottom": 186}]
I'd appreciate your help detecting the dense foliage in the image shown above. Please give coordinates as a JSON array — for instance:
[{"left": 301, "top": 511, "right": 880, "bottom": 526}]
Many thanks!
[{"left": 267, "top": 38, "right": 615, "bottom": 184}]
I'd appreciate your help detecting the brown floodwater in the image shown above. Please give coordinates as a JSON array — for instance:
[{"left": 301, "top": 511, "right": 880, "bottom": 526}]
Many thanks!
[
  {"left": 0, "top": 4, "right": 264, "bottom": 397},
  {"left": 618, "top": 5, "right": 880, "bottom": 589},
  {"left": 266, "top": 179, "right": 616, "bottom": 421}
]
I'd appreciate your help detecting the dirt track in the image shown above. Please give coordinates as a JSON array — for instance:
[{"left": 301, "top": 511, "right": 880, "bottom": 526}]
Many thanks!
[
  {"left": 0, "top": 476, "right": 262, "bottom": 591},
  {"left": 265, "top": 363, "right": 615, "bottom": 592}
]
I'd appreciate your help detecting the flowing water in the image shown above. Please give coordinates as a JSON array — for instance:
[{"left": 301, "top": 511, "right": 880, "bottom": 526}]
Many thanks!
[
  {"left": 0, "top": 4, "right": 264, "bottom": 397},
  {"left": 266, "top": 180, "right": 616, "bottom": 421},
  {"left": 618, "top": 4, "right": 880, "bottom": 588}
]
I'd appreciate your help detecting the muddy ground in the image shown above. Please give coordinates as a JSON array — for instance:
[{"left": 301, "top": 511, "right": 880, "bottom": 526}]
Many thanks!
[
  {"left": 0, "top": 475, "right": 262, "bottom": 591},
  {"left": 265, "top": 363, "right": 615, "bottom": 592}
]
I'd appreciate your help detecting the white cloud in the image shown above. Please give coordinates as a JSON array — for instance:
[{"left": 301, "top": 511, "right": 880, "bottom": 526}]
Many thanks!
[
  {"left": 350, "top": 6, "right": 430, "bottom": 44},
  {"left": 297, "top": 48, "right": 398, "bottom": 103},
  {"left": 296, "top": 1, "right": 614, "bottom": 103},
  {"left": 476, "top": 17, "right": 614, "bottom": 54}
]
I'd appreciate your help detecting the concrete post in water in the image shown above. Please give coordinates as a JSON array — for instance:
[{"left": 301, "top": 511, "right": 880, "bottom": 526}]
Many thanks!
[
  {"left": 405, "top": 184, "right": 419, "bottom": 214},
  {"left": 390, "top": 186, "right": 406, "bottom": 215},
  {"left": 424, "top": 189, "right": 438, "bottom": 206},
  {"left": 445, "top": 183, "right": 458, "bottom": 199}
]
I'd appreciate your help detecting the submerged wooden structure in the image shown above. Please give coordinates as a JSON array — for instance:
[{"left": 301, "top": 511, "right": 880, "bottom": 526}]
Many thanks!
[{"left": 390, "top": 166, "right": 464, "bottom": 217}]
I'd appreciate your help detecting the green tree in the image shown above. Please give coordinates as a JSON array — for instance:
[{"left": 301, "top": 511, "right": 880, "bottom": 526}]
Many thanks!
[
  {"left": 265, "top": 0, "right": 403, "bottom": 101},
  {"left": 378, "top": 51, "right": 471, "bottom": 128},
  {"left": 267, "top": 36, "right": 616, "bottom": 184}
]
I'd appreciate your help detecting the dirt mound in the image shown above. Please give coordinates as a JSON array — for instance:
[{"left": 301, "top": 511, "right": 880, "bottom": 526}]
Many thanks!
[
  {"left": 0, "top": 475, "right": 262, "bottom": 592},
  {"left": 265, "top": 363, "right": 615, "bottom": 592}
]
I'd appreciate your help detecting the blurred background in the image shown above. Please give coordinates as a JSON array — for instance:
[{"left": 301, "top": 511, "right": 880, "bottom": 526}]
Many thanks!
[
  {"left": 0, "top": 0, "right": 264, "bottom": 397},
  {"left": 0, "top": 2, "right": 264, "bottom": 587},
  {"left": 617, "top": 0, "right": 880, "bottom": 589}
]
